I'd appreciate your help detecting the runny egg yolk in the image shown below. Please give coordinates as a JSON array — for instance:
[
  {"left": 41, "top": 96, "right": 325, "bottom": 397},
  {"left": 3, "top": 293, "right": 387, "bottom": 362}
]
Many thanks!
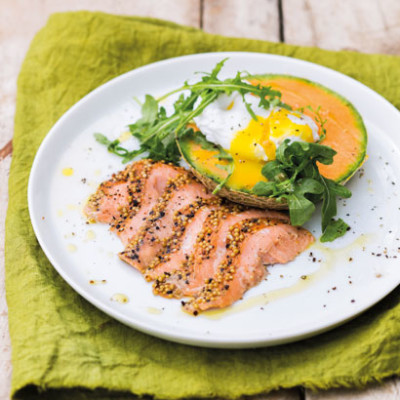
[{"left": 228, "top": 109, "right": 317, "bottom": 190}]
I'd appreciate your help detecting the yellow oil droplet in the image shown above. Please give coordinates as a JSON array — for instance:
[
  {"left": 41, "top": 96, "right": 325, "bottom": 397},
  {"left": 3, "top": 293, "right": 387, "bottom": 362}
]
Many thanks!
[
  {"left": 107, "top": 251, "right": 114, "bottom": 258},
  {"left": 67, "top": 204, "right": 79, "bottom": 211},
  {"left": 67, "top": 244, "right": 77, "bottom": 253},
  {"left": 89, "top": 279, "right": 107, "bottom": 285},
  {"left": 57, "top": 210, "right": 63, "bottom": 217},
  {"left": 147, "top": 307, "right": 162, "bottom": 315},
  {"left": 85, "top": 230, "right": 96, "bottom": 241},
  {"left": 118, "top": 131, "right": 131, "bottom": 142},
  {"left": 367, "top": 178, "right": 374, "bottom": 193},
  {"left": 62, "top": 167, "right": 74, "bottom": 176},
  {"left": 111, "top": 293, "right": 129, "bottom": 304},
  {"left": 226, "top": 100, "right": 234, "bottom": 110},
  {"left": 312, "top": 234, "right": 371, "bottom": 263},
  {"left": 94, "top": 169, "right": 101, "bottom": 176}
]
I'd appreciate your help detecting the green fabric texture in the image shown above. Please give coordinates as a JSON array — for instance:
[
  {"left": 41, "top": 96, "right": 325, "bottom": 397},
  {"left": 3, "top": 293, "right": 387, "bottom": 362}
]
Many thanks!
[{"left": 6, "top": 11, "right": 400, "bottom": 400}]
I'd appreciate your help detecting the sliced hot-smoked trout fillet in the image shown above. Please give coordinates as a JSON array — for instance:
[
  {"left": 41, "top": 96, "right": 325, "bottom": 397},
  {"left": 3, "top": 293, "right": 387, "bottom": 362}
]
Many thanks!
[
  {"left": 119, "top": 176, "right": 216, "bottom": 271},
  {"left": 143, "top": 201, "right": 221, "bottom": 281},
  {"left": 85, "top": 159, "right": 315, "bottom": 315},
  {"left": 84, "top": 159, "right": 155, "bottom": 223},
  {"left": 183, "top": 219, "right": 314, "bottom": 314},
  {"left": 111, "top": 165, "right": 190, "bottom": 245},
  {"left": 153, "top": 207, "right": 290, "bottom": 299}
]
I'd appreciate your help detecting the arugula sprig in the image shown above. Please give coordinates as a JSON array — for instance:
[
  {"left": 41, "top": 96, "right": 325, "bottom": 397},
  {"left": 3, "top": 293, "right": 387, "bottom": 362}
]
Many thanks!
[
  {"left": 298, "top": 105, "right": 328, "bottom": 142},
  {"left": 95, "top": 59, "right": 288, "bottom": 164},
  {"left": 253, "top": 140, "right": 351, "bottom": 242}
]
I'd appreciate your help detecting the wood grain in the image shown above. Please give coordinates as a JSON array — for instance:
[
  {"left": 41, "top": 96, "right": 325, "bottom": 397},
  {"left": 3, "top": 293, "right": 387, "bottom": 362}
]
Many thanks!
[
  {"left": 282, "top": 0, "right": 400, "bottom": 54},
  {"left": 307, "top": 379, "right": 400, "bottom": 400},
  {"left": 0, "top": 156, "right": 12, "bottom": 400},
  {"left": 0, "top": 141, "right": 12, "bottom": 160},
  {"left": 248, "top": 392, "right": 302, "bottom": 400},
  {"left": 202, "top": 0, "right": 281, "bottom": 41},
  {"left": 0, "top": 0, "right": 201, "bottom": 152}
]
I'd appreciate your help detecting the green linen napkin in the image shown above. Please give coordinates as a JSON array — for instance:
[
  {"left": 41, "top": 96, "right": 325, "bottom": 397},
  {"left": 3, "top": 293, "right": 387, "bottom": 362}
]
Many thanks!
[{"left": 6, "top": 11, "right": 400, "bottom": 400}]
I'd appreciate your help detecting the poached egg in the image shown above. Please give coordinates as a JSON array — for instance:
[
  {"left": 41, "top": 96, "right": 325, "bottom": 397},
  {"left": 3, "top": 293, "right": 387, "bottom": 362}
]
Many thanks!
[{"left": 193, "top": 93, "right": 320, "bottom": 190}]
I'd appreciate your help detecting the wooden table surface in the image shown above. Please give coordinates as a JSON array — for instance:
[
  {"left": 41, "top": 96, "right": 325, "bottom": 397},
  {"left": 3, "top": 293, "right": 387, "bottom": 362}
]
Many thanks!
[{"left": 1, "top": 1, "right": 400, "bottom": 399}]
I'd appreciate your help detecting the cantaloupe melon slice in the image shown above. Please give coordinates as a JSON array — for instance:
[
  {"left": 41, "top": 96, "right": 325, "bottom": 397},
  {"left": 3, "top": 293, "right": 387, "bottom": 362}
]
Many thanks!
[
  {"left": 252, "top": 75, "right": 367, "bottom": 183},
  {"left": 178, "top": 75, "right": 367, "bottom": 209}
]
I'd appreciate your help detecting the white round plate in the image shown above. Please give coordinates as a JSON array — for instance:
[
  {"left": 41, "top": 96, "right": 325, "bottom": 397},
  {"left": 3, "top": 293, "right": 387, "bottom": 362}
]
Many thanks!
[{"left": 28, "top": 52, "right": 400, "bottom": 348}]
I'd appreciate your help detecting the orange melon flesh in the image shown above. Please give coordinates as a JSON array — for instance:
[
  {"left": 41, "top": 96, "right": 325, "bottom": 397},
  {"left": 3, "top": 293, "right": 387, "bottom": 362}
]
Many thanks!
[
  {"left": 250, "top": 75, "right": 367, "bottom": 182},
  {"left": 189, "top": 142, "right": 229, "bottom": 182},
  {"left": 183, "top": 122, "right": 230, "bottom": 183}
]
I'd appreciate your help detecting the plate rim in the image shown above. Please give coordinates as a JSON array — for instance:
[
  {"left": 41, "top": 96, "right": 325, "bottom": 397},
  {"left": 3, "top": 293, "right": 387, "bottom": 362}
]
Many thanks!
[{"left": 28, "top": 51, "right": 400, "bottom": 348}]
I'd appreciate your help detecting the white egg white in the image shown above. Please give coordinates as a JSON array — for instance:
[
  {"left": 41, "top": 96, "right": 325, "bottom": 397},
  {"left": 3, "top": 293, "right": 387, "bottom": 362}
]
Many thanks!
[
  {"left": 286, "top": 112, "right": 320, "bottom": 141},
  {"left": 193, "top": 93, "right": 271, "bottom": 150}
]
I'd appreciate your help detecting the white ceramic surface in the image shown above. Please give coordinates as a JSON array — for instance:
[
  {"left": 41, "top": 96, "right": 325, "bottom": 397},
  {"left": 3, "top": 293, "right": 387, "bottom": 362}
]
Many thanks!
[{"left": 28, "top": 52, "right": 400, "bottom": 348}]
